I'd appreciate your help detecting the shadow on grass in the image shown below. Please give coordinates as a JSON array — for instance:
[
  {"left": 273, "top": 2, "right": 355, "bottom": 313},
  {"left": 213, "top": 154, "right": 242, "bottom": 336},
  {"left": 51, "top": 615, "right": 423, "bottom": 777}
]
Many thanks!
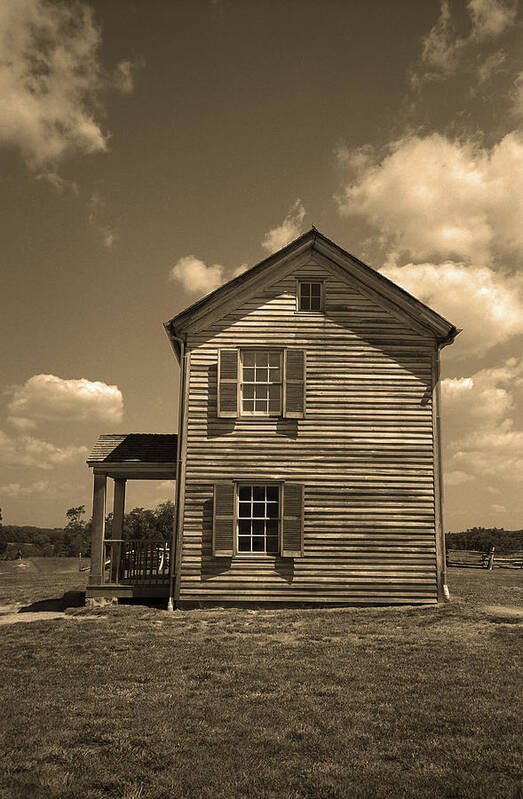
[
  {"left": 19, "top": 591, "right": 85, "bottom": 613},
  {"left": 118, "top": 597, "right": 169, "bottom": 610}
]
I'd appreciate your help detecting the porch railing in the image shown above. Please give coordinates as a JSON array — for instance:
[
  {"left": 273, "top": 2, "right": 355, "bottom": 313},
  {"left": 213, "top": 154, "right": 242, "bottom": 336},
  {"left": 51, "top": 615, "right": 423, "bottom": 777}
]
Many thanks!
[{"left": 104, "top": 539, "right": 171, "bottom": 584}]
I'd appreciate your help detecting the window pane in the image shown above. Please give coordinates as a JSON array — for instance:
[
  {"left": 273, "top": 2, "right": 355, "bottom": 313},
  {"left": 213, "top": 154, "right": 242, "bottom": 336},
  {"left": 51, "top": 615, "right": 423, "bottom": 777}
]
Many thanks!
[
  {"left": 255, "top": 385, "right": 268, "bottom": 400},
  {"left": 239, "top": 502, "right": 251, "bottom": 518},
  {"left": 255, "top": 351, "right": 269, "bottom": 366},
  {"left": 243, "top": 384, "right": 254, "bottom": 399},
  {"left": 242, "top": 399, "right": 254, "bottom": 412},
  {"left": 266, "top": 536, "right": 279, "bottom": 554},
  {"left": 239, "top": 485, "right": 251, "bottom": 501},
  {"left": 253, "top": 486, "right": 265, "bottom": 501},
  {"left": 238, "top": 518, "right": 251, "bottom": 534},
  {"left": 243, "top": 351, "right": 255, "bottom": 366},
  {"left": 252, "top": 502, "right": 265, "bottom": 517},
  {"left": 255, "top": 400, "right": 267, "bottom": 413},
  {"left": 269, "top": 384, "right": 280, "bottom": 400},
  {"left": 266, "top": 519, "right": 278, "bottom": 534},
  {"left": 238, "top": 537, "right": 251, "bottom": 552},
  {"left": 266, "top": 486, "right": 279, "bottom": 502},
  {"left": 268, "top": 352, "right": 280, "bottom": 367},
  {"left": 252, "top": 537, "right": 264, "bottom": 552},
  {"left": 269, "top": 367, "right": 281, "bottom": 382},
  {"left": 310, "top": 294, "right": 321, "bottom": 311},
  {"left": 266, "top": 503, "right": 278, "bottom": 518},
  {"left": 252, "top": 519, "right": 264, "bottom": 535},
  {"left": 243, "top": 367, "right": 254, "bottom": 382},
  {"left": 300, "top": 283, "right": 311, "bottom": 298},
  {"left": 255, "top": 367, "right": 268, "bottom": 383},
  {"left": 311, "top": 283, "right": 321, "bottom": 297}
]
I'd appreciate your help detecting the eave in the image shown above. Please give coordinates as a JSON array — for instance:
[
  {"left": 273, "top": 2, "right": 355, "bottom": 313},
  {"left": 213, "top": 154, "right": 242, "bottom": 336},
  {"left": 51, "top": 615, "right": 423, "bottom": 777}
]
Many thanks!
[{"left": 164, "top": 228, "right": 459, "bottom": 348}]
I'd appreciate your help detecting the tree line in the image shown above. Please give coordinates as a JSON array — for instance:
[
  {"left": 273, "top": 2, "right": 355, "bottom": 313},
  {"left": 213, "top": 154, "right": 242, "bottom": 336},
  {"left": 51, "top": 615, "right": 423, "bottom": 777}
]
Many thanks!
[
  {"left": 0, "top": 502, "right": 175, "bottom": 559},
  {"left": 1, "top": 507, "right": 521, "bottom": 559}
]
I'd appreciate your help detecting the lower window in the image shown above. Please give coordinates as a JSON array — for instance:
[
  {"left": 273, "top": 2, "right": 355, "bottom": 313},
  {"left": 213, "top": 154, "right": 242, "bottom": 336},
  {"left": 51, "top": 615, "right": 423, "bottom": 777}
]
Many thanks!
[{"left": 237, "top": 484, "right": 279, "bottom": 553}]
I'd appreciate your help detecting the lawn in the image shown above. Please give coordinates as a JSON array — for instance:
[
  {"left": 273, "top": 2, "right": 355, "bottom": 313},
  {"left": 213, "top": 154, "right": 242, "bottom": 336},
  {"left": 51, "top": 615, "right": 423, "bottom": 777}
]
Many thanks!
[
  {"left": 0, "top": 557, "right": 88, "bottom": 607},
  {"left": 0, "top": 564, "right": 521, "bottom": 799}
]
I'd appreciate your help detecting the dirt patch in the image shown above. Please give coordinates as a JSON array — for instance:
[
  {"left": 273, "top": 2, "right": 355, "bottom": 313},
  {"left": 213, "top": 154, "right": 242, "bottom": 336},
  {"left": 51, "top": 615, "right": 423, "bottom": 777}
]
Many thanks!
[
  {"left": 483, "top": 604, "right": 523, "bottom": 623},
  {"left": 0, "top": 610, "right": 68, "bottom": 626}
]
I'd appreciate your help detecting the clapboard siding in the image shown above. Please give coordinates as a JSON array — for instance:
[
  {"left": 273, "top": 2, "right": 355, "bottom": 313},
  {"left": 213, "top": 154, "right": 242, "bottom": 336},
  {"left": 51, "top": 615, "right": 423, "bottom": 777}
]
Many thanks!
[{"left": 178, "top": 258, "right": 439, "bottom": 604}]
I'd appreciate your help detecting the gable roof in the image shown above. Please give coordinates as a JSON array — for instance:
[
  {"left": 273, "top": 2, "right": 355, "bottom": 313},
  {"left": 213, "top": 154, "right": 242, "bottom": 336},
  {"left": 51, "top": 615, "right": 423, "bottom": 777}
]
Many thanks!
[
  {"left": 165, "top": 228, "right": 459, "bottom": 353},
  {"left": 87, "top": 434, "right": 178, "bottom": 465}
]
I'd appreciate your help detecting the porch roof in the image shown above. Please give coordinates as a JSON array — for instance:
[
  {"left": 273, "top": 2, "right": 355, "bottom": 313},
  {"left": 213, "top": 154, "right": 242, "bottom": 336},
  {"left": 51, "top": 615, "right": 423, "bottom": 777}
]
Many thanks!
[{"left": 87, "top": 434, "right": 178, "bottom": 479}]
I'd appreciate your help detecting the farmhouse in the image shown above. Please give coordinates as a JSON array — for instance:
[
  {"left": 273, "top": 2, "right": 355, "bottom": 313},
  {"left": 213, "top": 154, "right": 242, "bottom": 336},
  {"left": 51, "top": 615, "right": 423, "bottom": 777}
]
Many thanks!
[{"left": 86, "top": 229, "right": 459, "bottom": 607}]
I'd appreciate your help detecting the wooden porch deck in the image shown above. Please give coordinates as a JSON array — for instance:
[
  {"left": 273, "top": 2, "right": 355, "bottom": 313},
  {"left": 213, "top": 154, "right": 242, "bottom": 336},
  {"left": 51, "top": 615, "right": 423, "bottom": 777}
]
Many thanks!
[{"left": 86, "top": 540, "right": 171, "bottom": 601}]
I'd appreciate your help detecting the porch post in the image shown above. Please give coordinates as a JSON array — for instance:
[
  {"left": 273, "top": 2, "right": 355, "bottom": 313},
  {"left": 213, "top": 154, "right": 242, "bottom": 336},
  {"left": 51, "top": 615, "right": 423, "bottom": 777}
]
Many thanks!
[
  {"left": 89, "top": 472, "right": 106, "bottom": 585},
  {"left": 110, "top": 478, "right": 126, "bottom": 583}
]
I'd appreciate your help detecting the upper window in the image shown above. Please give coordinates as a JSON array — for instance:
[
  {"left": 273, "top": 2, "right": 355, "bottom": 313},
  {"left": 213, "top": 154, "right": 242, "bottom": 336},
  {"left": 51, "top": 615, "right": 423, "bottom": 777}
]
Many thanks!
[
  {"left": 240, "top": 349, "right": 282, "bottom": 416},
  {"left": 299, "top": 281, "right": 323, "bottom": 312}
]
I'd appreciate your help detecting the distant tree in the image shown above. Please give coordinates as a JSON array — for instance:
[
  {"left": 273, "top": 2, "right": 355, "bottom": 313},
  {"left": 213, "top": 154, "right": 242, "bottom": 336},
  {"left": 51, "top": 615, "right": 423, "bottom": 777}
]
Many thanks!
[
  {"left": 124, "top": 507, "right": 158, "bottom": 541},
  {"left": 64, "top": 505, "right": 89, "bottom": 556},
  {"left": 154, "top": 501, "right": 175, "bottom": 541},
  {"left": 0, "top": 507, "right": 6, "bottom": 557}
]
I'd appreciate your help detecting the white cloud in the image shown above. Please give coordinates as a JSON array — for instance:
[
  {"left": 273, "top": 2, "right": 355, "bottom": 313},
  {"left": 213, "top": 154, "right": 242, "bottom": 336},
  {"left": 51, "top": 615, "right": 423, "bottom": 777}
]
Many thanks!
[
  {"left": 7, "top": 374, "right": 123, "bottom": 428},
  {"left": 491, "top": 503, "right": 506, "bottom": 512},
  {"left": 87, "top": 192, "right": 117, "bottom": 249},
  {"left": 113, "top": 60, "right": 135, "bottom": 94},
  {"left": 442, "top": 358, "right": 523, "bottom": 482},
  {"left": 338, "top": 131, "right": 523, "bottom": 263},
  {"left": 421, "top": 1, "right": 464, "bottom": 75},
  {"left": 261, "top": 200, "right": 306, "bottom": 253},
  {"left": 450, "top": 428, "right": 523, "bottom": 479},
  {"left": 8, "top": 416, "right": 37, "bottom": 431},
  {"left": 444, "top": 470, "right": 474, "bottom": 486},
  {"left": 418, "top": 0, "right": 516, "bottom": 80},
  {"left": 0, "top": 480, "right": 50, "bottom": 498},
  {"left": 380, "top": 262, "right": 523, "bottom": 357},
  {"left": 476, "top": 49, "right": 506, "bottom": 85},
  {"left": 442, "top": 358, "right": 523, "bottom": 425},
  {"left": 231, "top": 263, "right": 249, "bottom": 278},
  {"left": 169, "top": 255, "right": 225, "bottom": 296},
  {"left": 468, "top": 0, "right": 517, "bottom": 39},
  {"left": 0, "top": 430, "right": 88, "bottom": 470},
  {"left": 511, "top": 70, "right": 523, "bottom": 118},
  {"left": 35, "top": 171, "right": 79, "bottom": 194},
  {"left": 0, "top": 0, "right": 109, "bottom": 169}
]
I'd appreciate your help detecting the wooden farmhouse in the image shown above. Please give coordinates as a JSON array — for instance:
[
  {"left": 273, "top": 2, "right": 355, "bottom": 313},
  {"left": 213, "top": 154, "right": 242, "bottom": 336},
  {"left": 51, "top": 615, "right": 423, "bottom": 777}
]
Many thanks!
[{"left": 86, "top": 229, "right": 459, "bottom": 607}]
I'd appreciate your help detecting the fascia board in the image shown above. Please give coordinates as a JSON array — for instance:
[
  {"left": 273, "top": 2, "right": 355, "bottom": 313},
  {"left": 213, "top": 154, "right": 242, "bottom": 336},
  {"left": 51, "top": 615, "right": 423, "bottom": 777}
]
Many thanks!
[
  {"left": 310, "top": 250, "right": 434, "bottom": 340},
  {"left": 176, "top": 246, "right": 315, "bottom": 336},
  {"left": 314, "top": 237, "right": 456, "bottom": 341},
  {"left": 167, "top": 234, "right": 315, "bottom": 335}
]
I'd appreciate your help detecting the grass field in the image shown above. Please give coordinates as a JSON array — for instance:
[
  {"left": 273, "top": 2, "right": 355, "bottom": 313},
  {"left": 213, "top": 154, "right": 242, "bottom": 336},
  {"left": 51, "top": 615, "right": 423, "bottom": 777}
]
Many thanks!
[{"left": 0, "top": 561, "right": 521, "bottom": 799}]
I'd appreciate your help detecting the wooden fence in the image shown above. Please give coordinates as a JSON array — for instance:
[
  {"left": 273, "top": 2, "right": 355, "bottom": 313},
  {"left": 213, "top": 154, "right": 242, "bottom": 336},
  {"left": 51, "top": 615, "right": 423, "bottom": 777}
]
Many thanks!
[
  {"left": 104, "top": 540, "right": 171, "bottom": 583},
  {"left": 492, "top": 551, "right": 523, "bottom": 569},
  {"left": 446, "top": 548, "right": 523, "bottom": 569},
  {"left": 446, "top": 548, "right": 495, "bottom": 569}
]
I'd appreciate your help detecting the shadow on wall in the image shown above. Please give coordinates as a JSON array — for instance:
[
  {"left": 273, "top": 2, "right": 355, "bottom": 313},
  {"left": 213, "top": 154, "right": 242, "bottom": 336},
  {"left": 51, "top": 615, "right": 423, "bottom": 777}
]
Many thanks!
[{"left": 199, "top": 495, "right": 295, "bottom": 584}]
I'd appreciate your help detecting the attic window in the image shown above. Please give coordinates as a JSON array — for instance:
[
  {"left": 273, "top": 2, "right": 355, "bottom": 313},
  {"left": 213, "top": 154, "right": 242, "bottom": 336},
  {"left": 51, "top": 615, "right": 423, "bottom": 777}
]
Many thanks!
[{"left": 299, "top": 281, "right": 323, "bottom": 312}]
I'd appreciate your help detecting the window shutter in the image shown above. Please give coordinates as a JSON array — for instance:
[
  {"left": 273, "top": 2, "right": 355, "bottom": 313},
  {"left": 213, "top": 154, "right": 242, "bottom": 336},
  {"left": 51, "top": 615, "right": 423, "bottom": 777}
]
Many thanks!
[
  {"left": 281, "top": 483, "right": 304, "bottom": 557},
  {"left": 213, "top": 483, "right": 234, "bottom": 556},
  {"left": 284, "top": 350, "right": 306, "bottom": 418},
  {"left": 217, "top": 349, "right": 238, "bottom": 418}
]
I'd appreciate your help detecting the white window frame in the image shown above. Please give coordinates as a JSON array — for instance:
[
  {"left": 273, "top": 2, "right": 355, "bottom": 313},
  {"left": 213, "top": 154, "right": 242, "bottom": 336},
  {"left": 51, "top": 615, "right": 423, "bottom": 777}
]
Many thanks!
[
  {"left": 297, "top": 279, "right": 324, "bottom": 313},
  {"left": 235, "top": 483, "right": 281, "bottom": 556},
  {"left": 239, "top": 348, "right": 283, "bottom": 417}
]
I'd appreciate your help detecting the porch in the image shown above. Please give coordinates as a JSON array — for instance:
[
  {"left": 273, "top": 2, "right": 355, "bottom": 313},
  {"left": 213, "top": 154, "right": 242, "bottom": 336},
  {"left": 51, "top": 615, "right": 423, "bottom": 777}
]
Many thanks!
[{"left": 86, "top": 433, "right": 177, "bottom": 603}]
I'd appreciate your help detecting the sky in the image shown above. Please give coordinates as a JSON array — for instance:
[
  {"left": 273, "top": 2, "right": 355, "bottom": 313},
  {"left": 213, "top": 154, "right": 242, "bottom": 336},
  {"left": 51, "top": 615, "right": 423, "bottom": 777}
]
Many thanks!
[{"left": 1, "top": 0, "right": 522, "bottom": 531}]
